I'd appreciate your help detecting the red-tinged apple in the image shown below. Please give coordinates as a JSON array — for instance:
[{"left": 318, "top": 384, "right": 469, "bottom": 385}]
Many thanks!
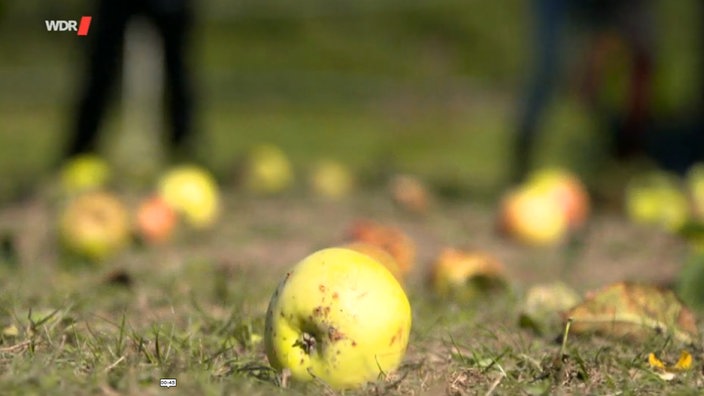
[
  {"left": 158, "top": 165, "right": 220, "bottom": 229},
  {"left": 389, "top": 174, "right": 430, "bottom": 214},
  {"left": 59, "top": 191, "right": 130, "bottom": 262},
  {"left": 243, "top": 144, "right": 294, "bottom": 195},
  {"left": 429, "top": 248, "right": 506, "bottom": 300},
  {"left": 346, "top": 219, "right": 416, "bottom": 276},
  {"left": 342, "top": 241, "right": 404, "bottom": 284},
  {"left": 264, "top": 247, "right": 412, "bottom": 389},
  {"left": 135, "top": 195, "right": 177, "bottom": 244},
  {"left": 499, "top": 185, "right": 568, "bottom": 246},
  {"left": 309, "top": 159, "right": 355, "bottom": 200},
  {"left": 526, "top": 168, "right": 590, "bottom": 229},
  {"left": 59, "top": 154, "right": 110, "bottom": 195}
]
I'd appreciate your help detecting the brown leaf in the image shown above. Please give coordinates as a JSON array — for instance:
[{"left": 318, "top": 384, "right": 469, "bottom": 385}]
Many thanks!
[{"left": 564, "top": 282, "right": 699, "bottom": 344}]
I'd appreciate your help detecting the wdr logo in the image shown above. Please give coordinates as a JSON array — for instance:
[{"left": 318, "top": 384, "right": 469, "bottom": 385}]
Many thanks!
[{"left": 45, "top": 16, "right": 92, "bottom": 36}]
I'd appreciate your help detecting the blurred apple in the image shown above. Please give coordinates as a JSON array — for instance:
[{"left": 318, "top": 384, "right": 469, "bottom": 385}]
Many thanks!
[
  {"left": 342, "top": 241, "right": 404, "bottom": 283},
  {"left": 346, "top": 219, "right": 416, "bottom": 276},
  {"left": 686, "top": 163, "right": 704, "bottom": 221},
  {"left": 389, "top": 174, "right": 430, "bottom": 214},
  {"left": 135, "top": 195, "right": 177, "bottom": 244},
  {"left": 519, "top": 282, "right": 581, "bottom": 334},
  {"left": 499, "top": 185, "right": 568, "bottom": 246},
  {"left": 625, "top": 171, "right": 689, "bottom": 232},
  {"left": 309, "top": 159, "right": 354, "bottom": 200},
  {"left": 526, "top": 168, "right": 590, "bottom": 229},
  {"left": 59, "top": 154, "right": 110, "bottom": 195},
  {"left": 243, "top": 144, "right": 294, "bottom": 195},
  {"left": 157, "top": 165, "right": 220, "bottom": 229},
  {"left": 429, "top": 248, "right": 506, "bottom": 300},
  {"left": 59, "top": 191, "right": 130, "bottom": 262}
]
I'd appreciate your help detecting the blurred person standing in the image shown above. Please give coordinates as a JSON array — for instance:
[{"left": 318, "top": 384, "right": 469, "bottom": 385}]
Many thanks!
[
  {"left": 512, "top": 0, "right": 656, "bottom": 182},
  {"left": 64, "top": 0, "right": 196, "bottom": 164}
]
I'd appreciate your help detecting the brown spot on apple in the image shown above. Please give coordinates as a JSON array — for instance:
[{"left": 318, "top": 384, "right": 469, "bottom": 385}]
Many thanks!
[
  {"left": 319, "top": 284, "right": 326, "bottom": 293},
  {"left": 328, "top": 326, "right": 345, "bottom": 342},
  {"left": 313, "top": 306, "right": 323, "bottom": 317},
  {"left": 332, "top": 292, "right": 339, "bottom": 300},
  {"left": 323, "top": 306, "right": 330, "bottom": 317},
  {"left": 389, "top": 327, "right": 403, "bottom": 346},
  {"left": 351, "top": 340, "right": 357, "bottom": 347}
]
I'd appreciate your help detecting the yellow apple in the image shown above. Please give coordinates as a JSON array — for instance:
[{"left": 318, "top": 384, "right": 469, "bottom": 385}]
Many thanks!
[
  {"left": 526, "top": 168, "right": 590, "bottom": 229},
  {"left": 243, "top": 144, "right": 294, "bottom": 195},
  {"left": 157, "top": 165, "right": 220, "bottom": 229},
  {"left": 686, "top": 163, "right": 704, "bottom": 221},
  {"left": 625, "top": 171, "right": 689, "bottom": 232},
  {"left": 309, "top": 159, "right": 354, "bottom": 200},
  {"left": 429, "top": 248, "right": 506, "bottom": 300},
  {"left": 59, "top": 191, "right": 130, "bottom": 262},
  {"left": 59, "top": 154, "right": 110, "bottom": 195},
  {"left": 135, "top": 195, "right": 177, "bottom": 244},
  {"left": 264, "top": 247, "right": 412, "bottom": 389},
  {"left": 498, "top": 185, "right": 568, "bottom": 246}
]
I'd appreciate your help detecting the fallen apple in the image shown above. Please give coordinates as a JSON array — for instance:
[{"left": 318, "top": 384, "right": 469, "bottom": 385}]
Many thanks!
[
  {"left": 59, "top": 154, "right": 110, "bottom": 195},
  {"left": 264, "top": 247, "right": 412, "bottom": 389},
  {"left": 309, "top": 159, "right": 355, "bottom": 200},
  {"left": 498, "top": 185, "right": 568, "bottom": 246},
  {"left": 389, "top": 174, "right": 430, "bottom": 214},
  {"left": 429, "top": 248, "right": 507, "bottom": 301},
  {"left": 59, "top": 191, "right": 130, "bottom": 262},
  {"left": 157, "top": 165, "right": 220, "bottom": 229},
  {"left": 243, "top": 144, "right": 294, "bottom": 195},
  {"left": 526, "top": 168, "right": 590, "bottom": 229},
  {"left": 625, "top": 171, "right": 689, "bottom": 232},
  {"left": 346, "top": 219, "right": 416, "bottom": 276},
  {"left": 135, "top": 195, "right": 177, "bottom": 244}
]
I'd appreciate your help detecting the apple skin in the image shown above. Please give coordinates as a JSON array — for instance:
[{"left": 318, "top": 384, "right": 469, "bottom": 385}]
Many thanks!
[
  {"left": 309, "top": 159, "right": 354, "bottom": 200},
  {"left": 264, "top": 247, "right": 412, "bottom": 390},
  {"left": 59, "top": 191, "right": 130, "bottom": 262},
  {"left": 60, "top": 154, "right": 110, "bottom": 195},
  {"left": 625, "top": 171, "right": 689, "bottom": 232},
  {"left": 135, "top": 195, "right": 177, "bottom": 244},
  {"left": 243, "top": 144, "right": 294, "bottom": 195},
  {"left": 157, "top": 165, "right": 220, "bottom": 229},
  {"left": 429, "top": 248, "right": 506, "bottom": 300},
  {"left": 526, "top": 168, "right": 590, "bottom": 229},
  {"left": 499, "top": 185, "right": 568, "bottom": 246}
]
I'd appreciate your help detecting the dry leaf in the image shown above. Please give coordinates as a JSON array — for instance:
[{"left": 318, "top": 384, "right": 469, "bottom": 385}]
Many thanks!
[
  {"left": 564, "top": 282, "right": 699, "bottom": 344},
  {"left": 648, "top": 351, "right": 693, "bottom": 381}
]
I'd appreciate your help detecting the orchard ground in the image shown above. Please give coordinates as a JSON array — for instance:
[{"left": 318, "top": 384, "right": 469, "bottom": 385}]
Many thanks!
[{"left": 1, "top": 1, "right": 703, "bottom": 394}]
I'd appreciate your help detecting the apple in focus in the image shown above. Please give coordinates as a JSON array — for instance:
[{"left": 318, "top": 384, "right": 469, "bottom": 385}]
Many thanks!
[{"left": 264, "top": 247, "right": 412, "bottom": 389}]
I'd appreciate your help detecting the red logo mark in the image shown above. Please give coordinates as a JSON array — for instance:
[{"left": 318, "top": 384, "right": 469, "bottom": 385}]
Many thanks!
[{"left": 77, "top": 16, "right": 92, "bottom": 36}]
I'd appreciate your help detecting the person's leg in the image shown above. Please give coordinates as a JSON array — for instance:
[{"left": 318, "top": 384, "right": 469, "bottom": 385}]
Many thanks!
[
  {"left": 148, "top": 0, "right": 196, "bottom": 161},
  {"left": 513, "top": 0, "right": 567, "bottom": 182},
  {"left": 65, "top": 0, "right": 133, "bottom": 159}
]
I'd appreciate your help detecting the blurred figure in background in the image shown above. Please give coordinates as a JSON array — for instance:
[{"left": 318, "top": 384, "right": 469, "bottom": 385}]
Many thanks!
[
  {"left": 64, "top": 0, "right": 196, "bottom": 163},
  {"left": 512, "top": 0, "right": 655, "bottom": 182}
]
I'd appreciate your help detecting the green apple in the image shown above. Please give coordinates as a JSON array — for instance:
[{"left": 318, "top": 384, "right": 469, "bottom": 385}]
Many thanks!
[
  {"left": 157, "top": 165, "right": 220, "bottom": 229},
  {"left": 526, "top": 167, "right": 590, "bottom": 229},
  {"left": 264, "top": 247, "right": 412, "bottom": 389},
  {"left": 686, "top": 163, "right": 704, "bottom": 221},
  {"left": 625, "top": 171, "right": 689, "bottom": 232},
  {"left": 59, "top": 154, "right": 110, "bottom": 195},
  {"left": 243, "top": 144, "right": 294, "bottom": 195},
  {"left": 309, "top": 159, "right": 354, "bottom": 200},
  {"left": 499, "top": 184, "right": 568, "bottom": 246},
  {"left": 59, "top": 191, "right": 130, "bottom": 262}
]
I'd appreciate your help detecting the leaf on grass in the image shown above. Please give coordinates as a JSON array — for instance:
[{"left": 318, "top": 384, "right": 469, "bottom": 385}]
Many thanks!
[
  {"left": 564, "top": 282, "right": 699, "bottom": 344},
  {"left": 648, "top": 351, "right": 693, "bottom": 381}
]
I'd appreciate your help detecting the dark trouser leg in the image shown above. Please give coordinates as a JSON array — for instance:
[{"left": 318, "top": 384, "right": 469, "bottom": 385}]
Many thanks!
[
  {"left": 149, "top": 2, "right": 195, "bottom": 158},
  {"left": 66, "top": 0, "right": 132, "bottom": 159}
]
